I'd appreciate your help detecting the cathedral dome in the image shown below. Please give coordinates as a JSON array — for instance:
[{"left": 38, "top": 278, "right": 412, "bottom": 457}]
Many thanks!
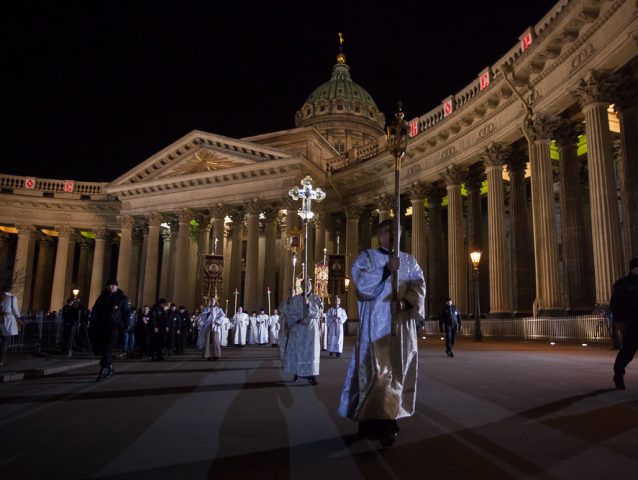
[{"left": 295, "top": 53, "right": 385, "bottom": 153}]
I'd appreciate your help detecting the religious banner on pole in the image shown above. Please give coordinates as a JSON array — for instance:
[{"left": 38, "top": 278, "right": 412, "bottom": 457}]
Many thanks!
[
  {"left": 328, "top": 254, "right": 346, "bottom": 297},
  {"left": 314, "top": 260, "right": 329, "bottom": 301},
  {"left": 202, "top": 254, "right": 224, "bottom": 301}
]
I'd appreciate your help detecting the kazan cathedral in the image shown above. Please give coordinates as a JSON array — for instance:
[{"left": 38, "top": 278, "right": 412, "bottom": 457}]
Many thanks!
[{"left": 1, "top": 0, "right": 637, "bottom": 332}]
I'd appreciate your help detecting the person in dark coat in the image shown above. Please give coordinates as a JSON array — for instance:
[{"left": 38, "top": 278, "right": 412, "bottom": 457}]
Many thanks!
[
  {"left": 136, "top": 305, "right": 151, "bottom": 358},
  {"left": 91, "top": 279, "right": 130, "bottom": 381},
  {"left": 177, "top": 306, "right": 189, "bottom": 354},
  {"left": 611, "top": 257, "right": 638, "bottom": 390},
  {"left": 439, "top": 298, "right": 462, "bottom": 358},
  {"left": 167, "top": 303, "right": 181, "bottom": 355},
  {"left": 149, "top": 299, "right": 169, "bottom": 361}
]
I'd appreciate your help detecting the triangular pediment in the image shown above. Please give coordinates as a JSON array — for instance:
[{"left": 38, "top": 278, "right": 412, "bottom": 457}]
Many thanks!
[{"left": 109, "top": 130, "right": 295, "bottom": 187}]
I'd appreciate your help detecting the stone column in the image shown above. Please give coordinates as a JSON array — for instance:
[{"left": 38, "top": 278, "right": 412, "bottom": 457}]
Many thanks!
[
  {"left": 209, "top": 204, "right": 228, "bottom": 302},
  {"left": 173, "top": 209, "right": 193, "bottom": 308},
  {"left": 426, "top": 184, "right": 446, "bottom": 317},
  {"left": 572, "top": 71, "right": 624, "bottom": 305},
  {"left": 89, "top": 229, "right": 107, "bottom": 307},
  {"left": 0, "top": 233, "right": 10, "bottom": 283},
  {"left": 128, "top": 228, "right": 143, "bottom": 308},
  {"left": 554, "top": 120, "right": 594, "bottom": 312},
  {"left": 345, "top": 204, "right": 363, "bottom": 321},
  {"left": 158, "top": 227, "right": 172, "bottom": 300},
  {"left": 116, "top": 215, "right": 134, "bottom": 295},
  {"left": 504, "top": 151, "right": 534, "bottom": 314},
  {"left": 141, "top": 213, "right": 162, "bottom": 307},
  {"left": 262, "top": 208, "right": 278, "bottom": 309},
  {"left": 76, "top": 237, "right": 92, "bottom": 306},
  {"left": 32, "top": 235, "right": 55, "bottom": 312},
  {"left": 614, "top": 75, "right": 638, "bottom": 261},
  {"left": 376, "top": 193, "right": 393, "bottom": 223},
  {"left": 228, "top": 210, "right": 244, "bottom": 308},
  {"left": 12, "top": 225, "right": 37, "bottom": 312},
  {"left": 527, "top": 115, "right": 564, "bottom": 314},
  {"left": 243, "top": 199, "right": 261, "bottom": 312},
  {"left": 137, "top": 226, "right": 148, "bottom": 307},
  {"left": 314, "top": 212, "right": 326, "bottom": 264},
  {"left": 409, "top": 182, "right": 427, "bottom": 277},
  {"left": 50, "top": 227, "right": 75, "bottom": 312},
  {"left": 464, "top": 165, "right": 485, "bottom": 317},
  {"left": 480, "top": 143, "right": 513, "bottom": 316},
  {"left": 282, "top": 198, "right": 299, "bottom": 299},
  {"left": 442, "top": 166, "right": 468, "bottom": 313}
]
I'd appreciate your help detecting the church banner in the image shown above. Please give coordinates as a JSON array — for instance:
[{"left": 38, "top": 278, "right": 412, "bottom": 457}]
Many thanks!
[
  {"left": 314, "top": 260, "right": 329, "bottom": 301},
  {"left": 328, "top": 254, "right": 346, "bottom": 297},
  {"left": 202, "top": 254, "right": 224, "bottom": 301}
]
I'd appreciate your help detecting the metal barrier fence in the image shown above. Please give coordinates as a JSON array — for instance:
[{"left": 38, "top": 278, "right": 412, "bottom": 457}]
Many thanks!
[
  {"left": 8, "top": 313, "right": 64, "bottom": 353},
  {"left": 421, "top": 315, "right": 613, "bottom": 345}
]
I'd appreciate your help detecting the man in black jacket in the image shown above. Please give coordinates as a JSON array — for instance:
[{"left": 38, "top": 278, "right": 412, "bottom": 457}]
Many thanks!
[
  {"left": 611, "top": 258, "right": 638, "bottom": 390},
  {"left": 149, "top": 298, "right": 169, "bottom": 361},
  {"left": 91, "top": 279, "right": 130, "bottom": 381},
  {"left": 439, "top": 298, "right": 462, "bottom": 358}
]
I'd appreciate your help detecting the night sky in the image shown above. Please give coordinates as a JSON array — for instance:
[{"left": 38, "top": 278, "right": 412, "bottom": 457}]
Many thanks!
[{"left": 3, "top": 1, "right": 557, "bottom": 183}]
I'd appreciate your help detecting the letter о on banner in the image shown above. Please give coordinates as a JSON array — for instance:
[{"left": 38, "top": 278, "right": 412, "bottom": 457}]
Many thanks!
[{"left": 25, "top": 177, "right": 36, "bottom": 189}]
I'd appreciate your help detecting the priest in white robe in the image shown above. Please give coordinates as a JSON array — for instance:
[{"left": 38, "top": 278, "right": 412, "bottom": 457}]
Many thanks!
[
  {"left": 247, "top": 311, "right": 258, "bottom": 344},
  {"left": 268, "top": 308, "right": 280, "bottom": 347},
  {"left": 326, "top": 296, "right": 348, "bottom": 357},
  {"left": 199, "top": 297, "right": 225, "bottom": 360},
  {"left": 338, "top": 219, "right": 425, "bottom": 447},
  {"left": 319, "top": 312, "right": 328, "bottom": 351},
  {"left": 220, "top": 315, "right": 231, "bottom": 347},
  {"left": 283, "top": 280, "right": 323, "bottom": 385},
  {"left": 256, "top": 308, "right": 269, "bottom": 345},
  {"left": 232, "top": 307, "right": 249, "bottom": 347}
]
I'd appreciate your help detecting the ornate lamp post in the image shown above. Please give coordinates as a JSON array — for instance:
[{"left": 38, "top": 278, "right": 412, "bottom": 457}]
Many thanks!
[
  {"left": 470, "top": 250, "right": 483, "bottom": 341},
  {"left": 386, "top": 103, "right": 409, "bottom": 334},
  {"left": 289, "top": 176, "right": 326, "bottom": 308}
]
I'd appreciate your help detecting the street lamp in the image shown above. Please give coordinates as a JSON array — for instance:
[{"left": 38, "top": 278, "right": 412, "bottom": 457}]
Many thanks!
[
  {"left": 72, "top": 288, "right": 79, "bottom": 299},
  {"left": 470, "top": 250, "right": 483, "bottom": 341}
]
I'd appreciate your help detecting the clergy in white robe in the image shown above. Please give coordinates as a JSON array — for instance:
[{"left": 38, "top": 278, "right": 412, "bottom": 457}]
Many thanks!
[
  {"left": 232, "top": 307, "right": 250, "bottom": 347},
  {"left": 220, "top": 316, "right": 231, "bottom": 347},
  {"left": 199, "top": 297, "right": 225, "bottom": 360},
  {"left": 338, "top": 219, "right": 425, "bottom": 447},
  {"left": 256, "top": 309, "right": 269, "bottom": 345},
  {"left": 319, "top": 312, "right": 328, "bottom": 351},
  {"left": 283, "top": 281, "right": 323, "bottom": 384},
  {"left": 268, "top": 309, "right": 280, "bottom": 347},
  {"left": 247, "top": 312, "right": 258, "bottom": 344},
  {"left": 326, "top": 296, "right": 348, "bottom": 356}
]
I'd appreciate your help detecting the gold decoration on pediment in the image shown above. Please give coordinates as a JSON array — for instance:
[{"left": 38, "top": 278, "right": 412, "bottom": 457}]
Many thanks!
[{"left": 157, "top": 150, "right": 252, "bottom": 179}]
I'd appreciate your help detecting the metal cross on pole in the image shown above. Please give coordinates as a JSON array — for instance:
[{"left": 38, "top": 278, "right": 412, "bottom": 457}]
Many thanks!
[{"left": 289, "top": 176, "right": 326, "bottom": 316}]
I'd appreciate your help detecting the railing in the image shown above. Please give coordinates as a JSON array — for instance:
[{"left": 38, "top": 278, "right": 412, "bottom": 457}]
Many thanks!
[
  {"left": 327, "top": 142, "right": 382, "bottom": 172},
  {"left": 0, "top": 173, "right": 107, "bottom": 194},
  {"left": 421, "top": 315, "right": 613, "bottom": 345},
  {"left": 8, "top": 312, "right": 64, "bottom": 353}
]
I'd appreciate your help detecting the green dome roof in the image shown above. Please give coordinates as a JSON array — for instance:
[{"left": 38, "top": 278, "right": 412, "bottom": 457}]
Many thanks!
[{"left": 295, "top": 54, "right": 385, "bottom": 131}]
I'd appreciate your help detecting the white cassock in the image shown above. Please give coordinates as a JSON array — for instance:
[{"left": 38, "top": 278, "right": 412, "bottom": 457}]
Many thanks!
[
  {"left": 326, "top": 306, "right": 348, "bottom": 353},
  {"left": 198, "top": 305, "right": 225, "bottom": 359},
  {"left": 232, "top": 312, "right": 249, "bottom": 345},
  {"left": 338, "top": 248, "right": 425, "bottom": 421},
  {"left": 283, "top": 293, "right": 323, "bottom": 377},
  {"left": 257, "top": 314, "right": 269, "bottom": 344},
  {"left": 247, "top": 315, "right": 258, "bottom": 344},
  {"left": 319, "top": 313, "right": 328, "bottom": 350},
  {"left": 268, "top": 314, "right": 280, "bottom": 345},
  {"left": 220, "top": 316, "right": 230, "bottom": 347}
]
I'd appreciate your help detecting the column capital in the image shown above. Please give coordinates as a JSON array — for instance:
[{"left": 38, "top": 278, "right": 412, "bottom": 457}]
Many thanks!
[
  {"left": 118, "top": 215, "right": 135, "bottom": 229},
  {"left": 243, "top": 198, "right": 262, "bottom": 216},
  {"left": 262, "top": 207, "right": 279, "bottom": 222},
  {"left": 144, "top": 212, "right": 163, "bottom": 227},
  {"left": 176, "top": 208, "right": 193, "bottom": 224},
  {"left": 425, "top": 183, "right": 446, "bottom": 206},
  {"left": 463, "top": 163, "right": 486, "bottom": 191},
  {"left": 441, "top": 164, "right": 466, "bottom": 186},
  {"left": 571, "top": 69, "right": 616, "bottom": 108},
  {"left": 526, "top": 114, "right": 560, "bottom": 143},
  {"left": 209, "top": 203, "right": 230, "bottom": 220},
  {"left": 227, "top": 207, "right": 245, "bottom": 226},
  {"left": 505, "top": 150, "right": 528, "bottom": 176},
  {"left": 15, "top": 224, "right": 36, "bottom": 235},
  {"left": 38, "top": 234, "right": 56, "bottom": 246},
  {"left": 408, "top": 181, "right": 429, "bottom": 201},
  {"left": 345, "top": 204, "right": 364, "bottom": 220},
  {"left": 94, "top": 228, "right": 108, "bottom": 241},
  {"left": 480, "top": 142, "right": 511, "bottom": 168},
  {"left": 280, "top": 197, "right": 298, "bottom": 211},
  {"left": 553, "top": 118, "right": 583, "bottom": 149},
  {"left": 375, "top": 193, "right": 394, "bottom": 211},
  {"left": 77, "top": 236, "right": 93, "bottom": 248},
  {"left": 56, "top": 226, "right": 75, "bottom": 238}
]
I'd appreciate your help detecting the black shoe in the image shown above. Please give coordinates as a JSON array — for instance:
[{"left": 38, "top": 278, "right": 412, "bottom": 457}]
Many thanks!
[
  {"left": 336, "top": 353, "right": 341, "bottom": 358},
  {"left": 357, "top": 421, "right": 375, "bottom": 438},
  {"left": 445, "top": 350, "right": 451, "bottom": 357},
  {"left": 613, "top": 374, "right": 625, "bottom": 390},
  {"left": 329, "top": 352, "right": 333, "bottom": 357},
  {"left": 308, "top": 377, "right": 318, "bottom": 385},
  {"left": 293, "top": 374, "right": 299, "bottom": 382},
  {"left": 96, "top": 369, "right": 104, "bottom": 382},
  {"left": 449, "top": 352, "right": 454, "bottom": 358},
  {"left": 378, "top": 430, "right": 397, "bottom": 448}
]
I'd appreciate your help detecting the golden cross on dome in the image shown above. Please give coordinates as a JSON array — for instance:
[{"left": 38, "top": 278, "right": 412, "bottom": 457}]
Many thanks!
[{"left": 338, "top": 32, "right": 344, "bottom": 52}]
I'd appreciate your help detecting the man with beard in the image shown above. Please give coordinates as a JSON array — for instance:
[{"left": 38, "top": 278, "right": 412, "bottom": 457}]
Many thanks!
[{"left": 91, "top": 279, "right": 130, "bottom": 381}]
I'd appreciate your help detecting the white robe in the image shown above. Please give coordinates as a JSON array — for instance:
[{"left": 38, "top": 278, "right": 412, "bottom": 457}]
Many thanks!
[
  {"left": 256, "top": 314, "right": 269, "bottom": 344},
  {"left": 220, "top": 317, "right": 231, "bottom": 347},
  {"left": 198, "top": 305, "right": 225, "bottom": 358},
  {"left": 247, "top": 315, "right": 258, "bottom": 344},
  {"left": 268, "top": 314, "right": 280, "bottom": 345},
  {"left": 319, "top": 314, "right": 328, "bottom": 350},
  {"left": 338, "top": 248, "right": 425, "bottom": 421},
  {"left": 232, "top": 313, "right": 249, "bottom": 345},
  {"left": 1, "top": 293, "right": 20, "bottom": 337},
  {"left": 326, "top": 306, "right": 348, "bottom": 353},
  {"left": 283, "top": 293, "right": 323, "bottom": 377}
]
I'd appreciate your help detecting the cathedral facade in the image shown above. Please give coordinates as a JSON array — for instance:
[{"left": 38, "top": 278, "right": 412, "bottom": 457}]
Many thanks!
[{"left": 1, "top": 0, "right": 637, "bottom": 324}]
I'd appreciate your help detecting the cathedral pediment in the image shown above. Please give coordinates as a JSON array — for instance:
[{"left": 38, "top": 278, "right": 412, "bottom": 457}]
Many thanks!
[{"left": 108, "top": 129, "right": 294, "bottom": 187}]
